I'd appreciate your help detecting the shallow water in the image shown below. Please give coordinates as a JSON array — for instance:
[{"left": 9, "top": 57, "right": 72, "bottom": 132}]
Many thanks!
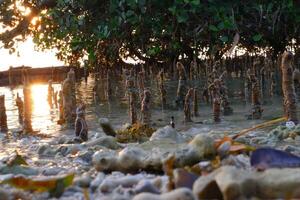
[{"left": 0, "top": 76, "right": 287, "bottom": 134}]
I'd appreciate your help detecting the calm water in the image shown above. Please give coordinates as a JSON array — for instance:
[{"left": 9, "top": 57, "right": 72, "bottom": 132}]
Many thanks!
[{"left": 0, "top": 75, "right": 286, "bottom": 136}]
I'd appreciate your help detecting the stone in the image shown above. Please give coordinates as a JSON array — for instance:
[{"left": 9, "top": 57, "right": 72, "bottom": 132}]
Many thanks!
[
  {"left": 75, "top": 150, "right": 94, "bottom": 164},
  {"left": 133, "top": 188, "right": 195, "bottom": 200},
  {"left": 217, "top": 141, "right": 231, "bottom": 157},
  {"left": 99, "top": 174, "right": 145, "bottom": 193},
  {"left": 173, "top": 168, "right": 198, "bottom": 189},
  {"left": 42, "top": 167, "right": 66, "bottom": 176},
  {"left": 0, "top": 188, "right": 9, "bottom": 200},
  {"left": 0, "top": 164, "right": 39, "bottom": 176},
  {"left": 118, "top": 146, "right": 147, "bottom": 172},
  {"left": 85, "top": 136, "right": 120, "bottom": 149},
  {"left": 37, "top": 144, "right": 57, "bottom": 157},
  {"left": 57, "top": 135, "right": 68, "bottom": 144},
  {"left": 150, "top": 126, "right": 183, "bottom": 142},
  {"left": 193, "top": 166, "right": 300, "bottom": 199},
  {"left": 90, "top": 172, "right": 105, "bottom": 191},
  {"left": 134, "top": 179, "right": 160, "bottom": 194},
  {"left": 92, "top": 150, "right": 118, "bottom": 171},
  {"left": 74, "top": 173, "right": 92, "bottom": 188},
  {"left": 188, "top": 134, "right": 216, "bottom": 159},
  {"left": 99, "top": 118, "right": 117, "bottom": 137}
]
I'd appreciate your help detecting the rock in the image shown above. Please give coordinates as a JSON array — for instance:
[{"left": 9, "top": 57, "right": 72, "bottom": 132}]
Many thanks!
[
  {"left": 192, "top": 169, "right": 222, "bottom": 199},
  {"left": 90, "top": 172, "right": 105, "bottom": 191},
  {"left": 38, "top": 144, "right": 57, "bottom": 156},
  {"left": 150, "top": 126, "right": 184, "bottom": 142},
  {"left": 173, "top": 168, "right": 198, "bottom": 189},
  {"left": 75, "top": 150, "right": 94, "bottom": 164},
  {"left": 57, "top": 135, "right": 68, "bottom": 144},
  {"left": 42, "top": 167, "right": 66, "bottom": 176},
  {"left": 221, "top": 154, "right": 250, "bottom": 169},
  {"left": 295, "top": 136, "right": 300, "bottom": 141},
  {"left": 99, "top": 118, "right": 117, "bottom": 137},
  {"left": 74, "top": 173, "right": 92, "bottom": 188},
  {"left": 100, "top": 174, "right": 145, "bottom": 193},
  {"left": 256, "top": 168, "right": 300, "bottom": 198},
  {"left": 217, "top": 141, "right": 231, "bottom": 157},
  {"left": 93, "top": 132, "right": 106, "bottom": 139},
  {"left": 134, "top": 179, "right": 160, "bottom": 194},
  {"left": 214, "top": 166, "right": 256, "bottom": 199},
  {"left": 85, "top": 136, "right": 120, "bottom": 149},
  {"left": 92, "top": 150, "right": 118, "bottom": 171},
  {"left": 188, "top": 134, "right": 216, "bottom": 159},
  {"left": 0, "top": 164, "right": 39, "bottom": 176},
  {"left": 193, "top": 166, "right": 300, "bottom": 199},
  {"left": 0, "top": 188, "right": 9, "bottom": 200},
  {"left": 283, "top": 145, "right": 300, "bottom": 154},
  {"left": 118, "top": 146, "right": 146, "bottom": 172},
  {"left": 133, "top": 188, "right": 195, "bottom": 200}
]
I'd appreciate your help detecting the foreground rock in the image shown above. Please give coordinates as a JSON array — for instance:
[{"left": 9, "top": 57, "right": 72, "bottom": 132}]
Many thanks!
[
  {"left": 92, "top": 133, "right": 216, "bottom": 173},
  {"left": 193, "top": 165, "right": 300, "bottom": 199},
  {"left": 133, "top": 188, "right": 195, "bottom": 200}
]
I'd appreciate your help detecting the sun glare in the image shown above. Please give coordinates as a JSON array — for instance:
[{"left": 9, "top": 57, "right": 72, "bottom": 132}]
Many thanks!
[
  {"left": 0, "top": 37, "right": 64, "bottom": 71},
  {"left": 31, "top": 84, "right": 50, "bottom": 116}
]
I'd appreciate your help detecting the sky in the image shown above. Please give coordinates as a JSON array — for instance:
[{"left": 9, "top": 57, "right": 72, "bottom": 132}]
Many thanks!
[{"left": 0, "top": 37, "right": 64, "bottom": 71}]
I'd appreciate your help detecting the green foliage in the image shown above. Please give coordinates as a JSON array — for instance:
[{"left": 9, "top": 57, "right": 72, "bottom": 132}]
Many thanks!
[{"left": 0, "top": 0, "right": 299, "bottom": 66}]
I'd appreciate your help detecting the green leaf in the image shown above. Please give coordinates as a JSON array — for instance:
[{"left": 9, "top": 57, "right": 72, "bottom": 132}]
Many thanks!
[
  {"left": 217, "top": 22, "right": 224, "bottom": 30},
  {"left": 177, "top": 12, "right": 188, "bottom": 23},
  {"left": 191, "top": 0, "right": 200, "bottom": 6},
  {"left": 168, "top": 6, "right": 177, "bottom": 15},
  {"left": 252, "top": 34, "right": 262, "bottom": 42},
  {"left": 209, "top": 25, "right": 219, "bottom": 32},
  {"left": 220, "top": 36, "right": 228, "bottom": 43}
]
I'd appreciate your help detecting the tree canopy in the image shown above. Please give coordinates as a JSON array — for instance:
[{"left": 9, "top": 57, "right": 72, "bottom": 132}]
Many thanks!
[{"left": 1, "top": 0, "right": 300, "bottom": 68}]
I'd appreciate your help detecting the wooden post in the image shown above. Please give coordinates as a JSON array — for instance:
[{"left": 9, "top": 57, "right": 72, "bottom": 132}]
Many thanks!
[
  {"left": 0, "top": 95, "right": 8, "bottom": 132},
  {"left": 281, "top": 51, "right": 298, "bottom": 123},
  {"left": 22, "top": 69, "right": 33, "bottom": 133}
]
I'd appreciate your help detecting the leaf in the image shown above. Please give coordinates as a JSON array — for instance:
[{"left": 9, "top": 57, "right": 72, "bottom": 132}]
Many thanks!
[
  {"left": 214, "top": 136, "right": 233, "bottom": 149},
  {"left": 177, "top": 11, "right": 188, "bottom": 23},
  {"left": 217, "top": 22, "right": 224, "bottom": 30},
  {"left": 220, "top": 36, "right": 228, "bottom": 43},
  {"left": 251, "top": 148, "right": 300, "bottom": 170},
  {"left": 1, "top": 174, "right": 74, "bottom": 198},
  {"left": 229, "top": 143, "right": 255, "bottom": 153},
  {"left": 191, "top": 0, "right": 200, "bottom": 6},
  {"left": 252, "top": 34, "right": 262, "bottom": 42},
  {"left": 168, "top": 6, "right": 177, "bottom": 15},
  {"left": 209, "top": 25, "right": 218, "bottom": 32}
]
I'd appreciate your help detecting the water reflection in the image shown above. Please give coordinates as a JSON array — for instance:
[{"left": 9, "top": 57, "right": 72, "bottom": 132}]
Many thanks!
[
  {"left": 31, "top": 84, "right": 51, "bottom": 116},
  {"left": 0, "top": 76, "right": 288, "bottom": 137},
  {"left": 0, "top": 84, "right": 61, "bottom": 134}
]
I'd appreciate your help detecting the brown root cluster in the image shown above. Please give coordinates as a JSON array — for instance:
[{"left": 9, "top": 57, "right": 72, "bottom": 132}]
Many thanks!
[{"left": 116, "top": 123, "right": 156, "bottom": 143}]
